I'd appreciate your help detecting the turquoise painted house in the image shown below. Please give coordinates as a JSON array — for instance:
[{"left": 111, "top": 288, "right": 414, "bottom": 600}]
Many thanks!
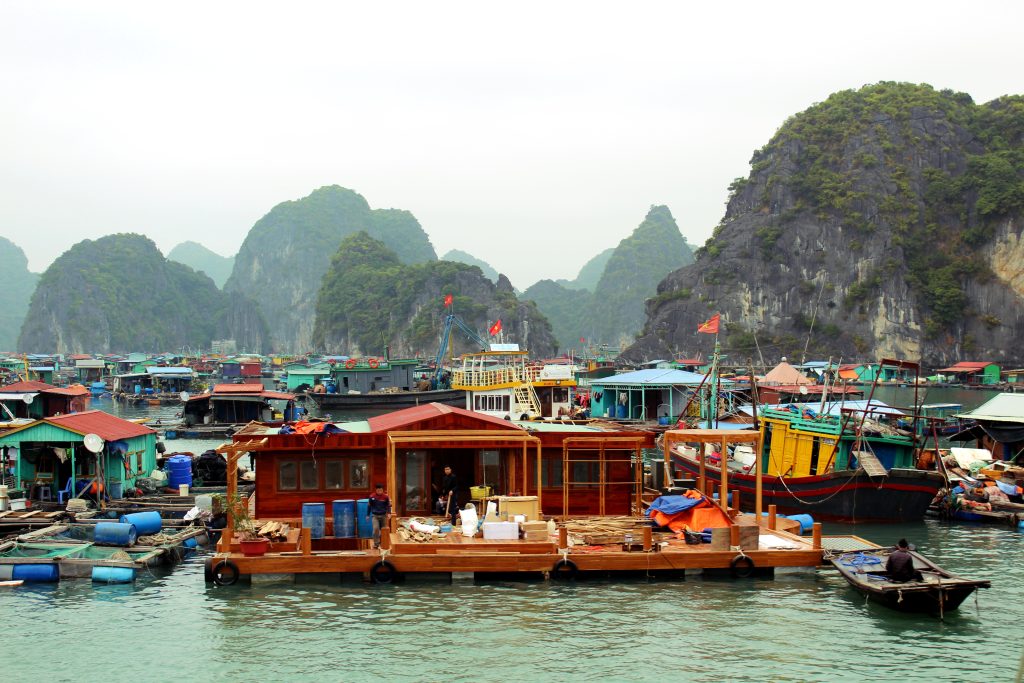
[
  {"left": 0, "top": 410, "right": 157, "bottom": 502},
  {"left": 283, "top": 362, "right": 332, "bottom": 391}
]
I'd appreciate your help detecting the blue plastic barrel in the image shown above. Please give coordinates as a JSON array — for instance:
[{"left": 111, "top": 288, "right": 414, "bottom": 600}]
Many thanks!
[
  {"left": 119, "top": 511, "right": 162, "bottom": 535},
  {"left": 616, "top": 404, "right": 627, "bottom": 418},
  {"left": 787, "top": 513, "right": 814, "bottom": 534},
  {"left": 166, "top": 454, "right": 193, "bottom": 488},
  {"left": 332, "top": 499, "right": 356, "bottom": 538},
  {"left": 302, "top": 503, "right": 326, "bottom": 539},
  {"left": 94, "top": 522, "right": 137, "bottom": 546},
  {"left": 12, "top": 564, "right": 59, "bottom": 582},
  {"left": 109, "top": 480, "right": 123, "bottom": 500},
  {"left": 183, "top": 536, "right": 198, "bottom": 549},
  {"left": 92, "top": 566, "right": 135, "bottom": 583},
  {"left": 356, "top": 499, "right": 372, "bottom": 538}
]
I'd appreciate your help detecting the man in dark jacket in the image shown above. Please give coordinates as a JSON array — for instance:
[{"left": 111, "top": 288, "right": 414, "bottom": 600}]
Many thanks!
[
  {"left": 441, "top": 465, "right": 458, "bottom": 525},
  {"left": 367, "top": 484, "right": 391, "bottom": 548},
  {"left": 885, "top": 538, "right": 921, "bottom": 582}
]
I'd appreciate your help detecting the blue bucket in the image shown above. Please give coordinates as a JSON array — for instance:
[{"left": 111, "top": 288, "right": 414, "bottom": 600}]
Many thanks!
[
  {"left": 109, "top": 480, "right": 123, "bottom": 500},
  {"left": 94, "top": 522, "right": 137, "bottom": 546},
  {"left": 12, "top": 564, "right": 59, "bottom": 583},
  {"left": 92, "top": 566, "right": 135, "bottom": 583},
  {"left": 302, "top": 503, "right": 326, "bottom": 539},
  {"left": 332, "top": 500, "right": 356, "bottom": 538},
  {"left": 119, "top": 511, "right": 162, "bottom": 535},
  {"left": 356, "top": 499, "right": 372, "bottom": 538}
]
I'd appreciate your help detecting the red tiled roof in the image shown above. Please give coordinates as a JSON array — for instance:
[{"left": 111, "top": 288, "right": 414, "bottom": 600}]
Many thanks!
[
  {"left": 0, "top": 380, "right": 55, "bottom": 392},
  {"left": 44, "top": 410, "right": 154, "bottom": 440},
  {"left": 367, "top": 402, "right": 521, "bottom": 433},
  {"left": 936, "top": 362, "right": 994, "bottom": 373}
]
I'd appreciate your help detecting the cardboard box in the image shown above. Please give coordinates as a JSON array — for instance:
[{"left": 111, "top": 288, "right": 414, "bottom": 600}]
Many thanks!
[
  {"left": 521, "top": 521, "right": 547, "bottom": 532},
  {"left": 524, "top": 530, "right": 549, "bottom": 541},
  {"left": 482, "top": 521, "right": 519, "bottom": 540},
  {"left": 499, "top": 496, "right": 539, "bottom": 520}
]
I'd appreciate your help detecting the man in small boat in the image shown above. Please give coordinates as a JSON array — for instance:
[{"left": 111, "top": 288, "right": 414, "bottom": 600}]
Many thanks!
[
  {"left": 886, "top": 539, "right": 921, "bottom": 582},
  {"left": 367, "top": 483, "right": 391, "bottom": 549}
]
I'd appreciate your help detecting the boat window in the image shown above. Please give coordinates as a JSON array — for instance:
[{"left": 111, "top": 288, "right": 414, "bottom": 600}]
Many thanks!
[
  {"left": 571, "top": 461, "right": 598, "bottom": 488},
  {"left": 279, "top": 461, "right": 297, "bottom": 490},
  {"left": 541, "top": 457, "right": 563, "bottom": 487},
  {"left": 349, "top": 460, "right": 369, "bottom": 489},
  {"left": 325, "top": 461, "right": 344, "bottom": 489},
  {"left": 300, "top": 461, "right": 318, "bottom": 490}
]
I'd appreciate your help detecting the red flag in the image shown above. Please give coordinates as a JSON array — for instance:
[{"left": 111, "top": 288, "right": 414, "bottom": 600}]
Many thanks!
[
  {"left": 697, "top": 313, "right": 720, "bottom": 334},
  {"left": 489, "top": 319, "right": 502, "bottom": 336},
  {"left": 444, "top": 294, "right": 453, "bottom": 307},
  {"left": 579, "top": 337, "right": 586, "bottom": 344}
]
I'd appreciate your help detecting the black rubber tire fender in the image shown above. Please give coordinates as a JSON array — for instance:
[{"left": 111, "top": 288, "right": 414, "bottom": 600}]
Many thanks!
[
  {"left": 551, "top": 558, "right": 579, "bottom": 580},
  {"left": 730, "top": 554, "right": 755, "bottom": 578},
  {"left": 370, "top": 560, "right": 398, "bottom": 584},
  {"left": 211, "top": 559, "right": 240, "bottom": 586}
]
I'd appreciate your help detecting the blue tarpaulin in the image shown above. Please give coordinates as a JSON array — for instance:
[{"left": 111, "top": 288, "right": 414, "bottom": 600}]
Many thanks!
[{"left": 646, "top": 495, "right": 706, "bottom": 517}]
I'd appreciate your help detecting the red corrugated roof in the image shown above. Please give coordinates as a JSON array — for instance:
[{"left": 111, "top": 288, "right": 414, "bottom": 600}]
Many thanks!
[
  {"left": 0, "top": 380, "right": 55, "bottom": 392},
  {"left": 45, "top": 384, "right": 90, "bottom": 397},
  {"left": 936, "top": 361, "right": 993, "bottom": 372},
  {"left": 213, "top": 383, "right": 266, "bottom": 394},
  {"left": 44, "top": 410, "right": 154, "bottom": 440},
  {"left": 261, "top": 390, "right": 295, "bottom": 401},
  {"left": 367, "top": 402, "right": 520, "bottom": 433}
]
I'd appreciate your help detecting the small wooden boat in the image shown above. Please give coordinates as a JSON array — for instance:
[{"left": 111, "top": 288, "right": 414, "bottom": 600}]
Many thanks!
[{"left": 831, "top": 548, "right": 990, "bottom": 615}]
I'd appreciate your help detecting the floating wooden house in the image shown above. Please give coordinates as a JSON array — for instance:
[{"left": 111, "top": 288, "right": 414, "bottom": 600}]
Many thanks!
[
  {"left": 0, "top": 380, "right": 90, "bottom": 420},
  {"left": 936, "top": 361, "right": 1001, "bottom": 386},
  {"left": 0, "top": 410, "right": 157, "bottom": 502}
]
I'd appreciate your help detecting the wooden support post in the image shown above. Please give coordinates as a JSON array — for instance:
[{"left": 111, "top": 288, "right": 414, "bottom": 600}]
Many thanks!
[
  {"left": 812, "top": 522, "right": 822, "bottom": 550},
  {"left": 521, "top": 442, "right": 527, "bottom": 497},
  {"left": 698, "top": 441, "right": 706, "bottom": 495},
  {"left": 730, "top": 525, "right": 740, "bottom": 548},
  {"left": 768, "top": 504, "right": 777, "bottom": 531},
  {"left": 642, "top": 525, "right": 652, "bottom": 552},
  {"left": 380, "top": 525, "right": 391, "bottom": 550},
  {"left": 300, "top": 526, "right": 311, "bottom": 555},
  {"left": 389, "top": 515, "right": 398, "bottom": 532},
  {"left": 558, "top": 526, "right": 567, "bottom": 550},
  {"left": 719, "top": 437, "right": 728, "bottom": 513},
  {"left": 535, "top": 443, "right": 543, "bottom": 513},
  {"left": 755, "top": 432, "right": 763, "bottom": 519},
  {"left": 732, "top": 489, "right": 741, "bottom": 515},
  {"left": 598, "top": 442, "right": 606, "bottom": 516}
]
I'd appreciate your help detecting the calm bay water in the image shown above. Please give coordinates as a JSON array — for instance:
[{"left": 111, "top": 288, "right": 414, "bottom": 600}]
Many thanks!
[{"left": 4, "top": 389, "right": 1012, "bottom": 681}]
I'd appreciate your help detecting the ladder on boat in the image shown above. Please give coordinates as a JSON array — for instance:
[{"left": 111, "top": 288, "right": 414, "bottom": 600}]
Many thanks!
[
  {"left": 853, "top": 450, "right": 889, "bottom": 477},
  {"left": 513, "top": 383, "right": 542, "bottom": 417}
]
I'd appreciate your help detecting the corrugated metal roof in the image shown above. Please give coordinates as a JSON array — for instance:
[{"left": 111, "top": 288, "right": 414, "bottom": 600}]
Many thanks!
[
  {"left": 959, "top": 394, "right": 1024, "bottom": 422},
  {"left": 145, "top": 366, "right": 194, "bottom": 375},
  {"left": 738, "top": 400, "right": 905, "bottom": 418},
  {"left": 590, "top": 369, "right": 726, "bottom": 387},
  {"left": 936, "top": 361, "right": 995, "bottom": 372},
  {"left": 367, "top": 402, "right": 520, "bottom": 433},
  {"left": 213, "top": 383, "right": 266, "bottom": 394},
  {"left": 75, "top": 359, "right": 106, "bottom": 368},
  {"left": 0, "top": 380, "right": 54, "bottom": 392},
  {"left": 44, "top": 410, "right": 154, "bottom": 440}
]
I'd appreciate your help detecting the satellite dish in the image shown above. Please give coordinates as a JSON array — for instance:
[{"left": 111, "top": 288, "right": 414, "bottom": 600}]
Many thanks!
[
  {"left": 179, "top": 391, "right": 190, "bottom": 402},
  {"left": 22, "top": 394, "right": 34, "bottom": 404},
  {"left": 799, "top": 386, "right": 809, "bottom": 395},
  {"left": 83, "top": 433, "right": 105, "bottom": 453}
]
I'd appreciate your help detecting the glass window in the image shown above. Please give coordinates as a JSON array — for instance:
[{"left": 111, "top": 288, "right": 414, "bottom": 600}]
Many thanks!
[
  {"left": 325, "top": 461, "right": 344, "bottom": 489},
  {"left": 300, "top": 461, "right": 318, "bottom": 490},
  {"left": 349, "top": 459, "right": 369, "bottom": 489},
  {"left": 480, "top": 450, "right": 499, "bottom": 490},
  {"left": 542, "top": 458, "right": 563, "bottom": 487},
  {"left": 279, "top": 461, "right": 297, "bottom": 490}
]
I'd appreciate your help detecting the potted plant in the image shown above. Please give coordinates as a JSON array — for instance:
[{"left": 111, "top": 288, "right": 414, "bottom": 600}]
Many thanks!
[{"left": 214, "top": 492, "right": 269, "bottom": 557}]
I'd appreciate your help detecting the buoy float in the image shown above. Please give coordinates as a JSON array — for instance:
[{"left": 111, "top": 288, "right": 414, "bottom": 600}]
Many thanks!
[
  {"left": 368, "top": 358, "right": 379, "bottom": 369},
  {"left": 345, "top": 359, "right": 357, "bottom": 369}
]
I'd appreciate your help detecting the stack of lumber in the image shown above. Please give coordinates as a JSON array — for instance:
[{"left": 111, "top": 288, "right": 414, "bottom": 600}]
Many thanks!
[
  {"left": 563, "top": 516, "right": 650, "bottom": 546},
  {"left": 255, "top": 521, "right": 290, "bottom": 541}
]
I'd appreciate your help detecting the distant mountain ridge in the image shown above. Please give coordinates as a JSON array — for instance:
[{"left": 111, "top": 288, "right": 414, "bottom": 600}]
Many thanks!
[
  {"left": 225, "top": 185, "right": 438, "bottom": 351},
  {"left": 18, "top": 234, "right": 268, "bottom": 353},
  {"left": 0, "top": 238, "right": 38, "bottom": 352},
  {"left": 441, "top": 249, "right": 499, "bottom": 282},
  {"left": 167, "top": 241, "right": 235, "bottom": 288},
  {"left": 313, "top": 232, "right": 557, "bottom": 357}
]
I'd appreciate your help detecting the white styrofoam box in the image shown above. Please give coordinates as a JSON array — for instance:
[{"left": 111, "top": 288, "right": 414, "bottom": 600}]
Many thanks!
[{"left": 482, "top": 521, "right": 519, "bottom": 540}]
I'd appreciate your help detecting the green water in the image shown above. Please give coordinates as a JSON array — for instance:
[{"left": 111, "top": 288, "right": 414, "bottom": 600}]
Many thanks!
[
  {"left": 28, "top": 390, "right": 1009, "bottom": 681},
  {"left": 1, "top": 518, "right": 1020, "bottom": 682}
]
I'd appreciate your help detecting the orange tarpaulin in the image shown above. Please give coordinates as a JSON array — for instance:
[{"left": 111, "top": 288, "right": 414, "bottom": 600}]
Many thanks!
[{"left": 650, "top": 490, "right": 733, "bottom": 533}]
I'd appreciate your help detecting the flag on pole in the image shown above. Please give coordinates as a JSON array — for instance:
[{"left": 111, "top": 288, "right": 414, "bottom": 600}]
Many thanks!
[
  {"left": 697, "top": 313, "right": 720, "bottom": 334},
  {"left": 444, "top": 294, "right": 453, "bottom": 307},
  {"left": 579, "top": 337, "right": 586, "bottom": 344},
  {"left": 489, "top": 319, "right": 502, "bottom": 336}
]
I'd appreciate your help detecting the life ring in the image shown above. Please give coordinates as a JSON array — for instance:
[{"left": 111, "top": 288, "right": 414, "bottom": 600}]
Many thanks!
[
  {"left": 370, "top": 560, "right": 398, "bottom": 584},
  {"left": 345, "top": 359, "right": 356, "bottom": 369},
  {"left": 730, "top": 554, "right": 755, "bottom": 578},
  {"left": 211, "top": 559, "right": 240, "bottom": 586},
  {"left": 551, "top": 558, "right": 579, "bottom": 580},
  {"left": 368, "top": 358, "right": 379, "bottom": 369}
]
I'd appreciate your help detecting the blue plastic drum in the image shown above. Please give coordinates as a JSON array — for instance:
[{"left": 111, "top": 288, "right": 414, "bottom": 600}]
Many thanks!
[
  {"left": 302, "top": 503, "right": 326, "bottom": 539},
  {"left": 332, "top": 500, "right": 356, "bottom": 538}
]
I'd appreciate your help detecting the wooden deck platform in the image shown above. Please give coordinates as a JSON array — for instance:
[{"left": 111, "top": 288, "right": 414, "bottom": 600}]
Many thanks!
[{"left": 205, "top": 516, "right": 827, "bottom": 585}]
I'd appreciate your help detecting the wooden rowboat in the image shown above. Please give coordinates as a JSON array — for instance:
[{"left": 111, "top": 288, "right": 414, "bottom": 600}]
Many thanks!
[{"left": 831, "top": 548, "right": 990, "bottom": 615}]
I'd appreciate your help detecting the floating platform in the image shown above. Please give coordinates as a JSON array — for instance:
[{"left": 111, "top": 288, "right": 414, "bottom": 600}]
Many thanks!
[{"left": 204, "top": 514, "right": 829, "bottom": 586}]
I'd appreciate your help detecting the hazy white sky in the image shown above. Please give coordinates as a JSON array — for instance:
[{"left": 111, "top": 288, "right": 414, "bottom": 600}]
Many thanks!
[{"left": 3, "top": 1, "right": 1022, "bottom": 287}]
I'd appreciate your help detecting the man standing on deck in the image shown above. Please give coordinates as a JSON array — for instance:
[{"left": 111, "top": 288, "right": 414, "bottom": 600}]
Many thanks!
[
  {"left": 441, "top": 465, "right": 459, "bottom": 526},
  {"left": 368, "top": 484, "right": 391, "bottom": 549}
]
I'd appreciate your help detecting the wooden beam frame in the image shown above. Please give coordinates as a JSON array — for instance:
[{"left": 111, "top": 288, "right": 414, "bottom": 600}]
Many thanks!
[
  {"left": 561, "top": 436, "right": 647, "bottom": 520},
  {"left": 216, "top": 438, "right": 268, "bottom": 548},
  {"left": 662, "top": 429, "right": 763, "bottom": 517}
]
